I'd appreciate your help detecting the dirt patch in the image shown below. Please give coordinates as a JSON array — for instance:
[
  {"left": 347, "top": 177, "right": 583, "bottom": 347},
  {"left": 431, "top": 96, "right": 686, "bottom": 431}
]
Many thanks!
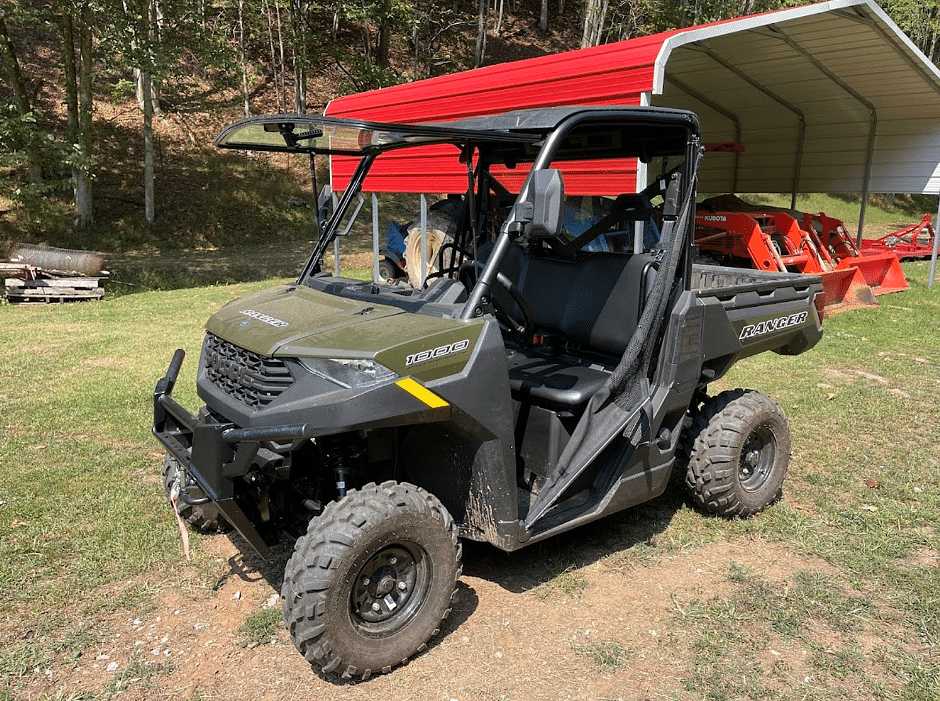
[
  {"left": 822, "top": 366, "right": 914, "bottom": 399},
  {"left": 21, "top": 526, "right": 849, "bottom": 701}
]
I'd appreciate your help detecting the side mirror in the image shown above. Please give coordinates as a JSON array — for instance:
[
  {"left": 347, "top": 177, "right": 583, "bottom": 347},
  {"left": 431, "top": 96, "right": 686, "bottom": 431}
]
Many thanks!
[
  {"left": 528, "top": 169, "right": 565, "bottom": 238},
  {"left": 506, "top": 169, "right": 565, "bottom": 238}
]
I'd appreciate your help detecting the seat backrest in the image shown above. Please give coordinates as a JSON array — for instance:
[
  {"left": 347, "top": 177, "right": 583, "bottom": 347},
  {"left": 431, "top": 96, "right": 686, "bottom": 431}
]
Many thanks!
[{"left": 518, "top": 251, "right": 656, "bottom": 357}]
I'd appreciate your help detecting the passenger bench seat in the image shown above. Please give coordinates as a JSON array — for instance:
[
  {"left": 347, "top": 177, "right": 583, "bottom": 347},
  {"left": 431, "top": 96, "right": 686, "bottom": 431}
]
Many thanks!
[{"left": 508, "top": 251, "right": 657, "bottom": 411}]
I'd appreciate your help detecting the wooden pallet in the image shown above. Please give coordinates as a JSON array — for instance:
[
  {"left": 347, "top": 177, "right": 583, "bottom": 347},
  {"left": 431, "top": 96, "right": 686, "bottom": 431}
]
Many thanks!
[{"left": 3, "top": 275, "right": 106, "bottom": 303}]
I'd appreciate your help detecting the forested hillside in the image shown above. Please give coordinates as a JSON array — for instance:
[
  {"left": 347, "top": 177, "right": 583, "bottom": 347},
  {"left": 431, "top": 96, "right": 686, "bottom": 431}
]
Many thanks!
[{"left": 1, "top": 0, "right": 939, "bottom": 255}]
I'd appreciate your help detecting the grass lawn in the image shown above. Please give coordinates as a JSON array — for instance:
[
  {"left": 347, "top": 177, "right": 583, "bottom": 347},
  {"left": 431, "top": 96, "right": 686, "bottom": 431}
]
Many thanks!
[{"left": 0, "top": 261, "right": 938, "bottom": 700}]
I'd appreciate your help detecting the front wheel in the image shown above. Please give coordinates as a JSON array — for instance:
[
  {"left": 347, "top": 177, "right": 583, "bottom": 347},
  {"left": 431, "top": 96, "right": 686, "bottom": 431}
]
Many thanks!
[
  {"left": 281, "top": 481, "right": 461, "bottom": 680},
  {"left": 683, "top": 389, "right": 791, "bottom": 517}
]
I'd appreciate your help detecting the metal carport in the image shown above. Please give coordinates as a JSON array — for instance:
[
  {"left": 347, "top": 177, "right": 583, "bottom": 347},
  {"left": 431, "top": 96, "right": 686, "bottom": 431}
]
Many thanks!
[{"left": 325, "top": 0, "right": 940, "bottom": 277}]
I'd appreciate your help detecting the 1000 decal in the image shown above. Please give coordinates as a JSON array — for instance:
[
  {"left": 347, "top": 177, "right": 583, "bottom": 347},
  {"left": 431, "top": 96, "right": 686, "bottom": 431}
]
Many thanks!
[{"left": 406, "top": 339, "right": 471, "bottom": 366}]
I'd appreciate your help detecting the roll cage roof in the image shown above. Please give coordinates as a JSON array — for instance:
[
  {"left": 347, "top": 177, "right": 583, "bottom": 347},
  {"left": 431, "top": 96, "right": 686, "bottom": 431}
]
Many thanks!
[{"left": 214, "top": 106, "right": 700, "bottom": 164}]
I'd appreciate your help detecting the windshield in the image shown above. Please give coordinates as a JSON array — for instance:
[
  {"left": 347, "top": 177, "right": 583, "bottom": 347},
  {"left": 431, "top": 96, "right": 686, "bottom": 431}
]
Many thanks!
[
  {"left": 215, "top": 117, "right": 437, "bottom": 154},
  {"left": 215, "top": 115, "right": 542, "bottom": 155}
]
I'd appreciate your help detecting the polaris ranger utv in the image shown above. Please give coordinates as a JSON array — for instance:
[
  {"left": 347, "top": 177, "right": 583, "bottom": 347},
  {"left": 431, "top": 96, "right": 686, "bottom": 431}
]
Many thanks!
[{"left": 153, "top": 106, "right": 824, "bottom": 679}]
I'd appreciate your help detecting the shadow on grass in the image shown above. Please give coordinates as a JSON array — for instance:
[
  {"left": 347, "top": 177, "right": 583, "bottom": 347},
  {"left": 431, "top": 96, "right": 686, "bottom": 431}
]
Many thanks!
[{"left": 462, "top": 487, "right": 685, "bottom": 595}]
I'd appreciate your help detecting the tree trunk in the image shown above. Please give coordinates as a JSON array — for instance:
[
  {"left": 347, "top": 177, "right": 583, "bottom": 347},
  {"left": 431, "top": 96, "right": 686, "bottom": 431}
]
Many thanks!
[
  {"left": 150, "top": 0, "right": 163, "bottom": 113},
  {"left": 290, "top": 0, "right": 307, "bottom": 113},
  {"left": 142, "top": 68, "right": 155, "bottom": 224},
  {"left": 0, "top": 15, "right": 42, "bottom": 184},
  {"left": 540, "top": 0, "right": 548, "bottom": 31},
  {"left": 580, "top": 0, "right": 596, "bottom": 48},
  {"left": 294, "top": 60, "right": 306, "bottom": 112},
  {"left": 61, "top": 13, "right": 79, "bottom": 145},
  {"left": 475, "top": 0, "right": 488, "bottom": 67},
  {"left": 72, "top": 7, "right": 94, "bottom": 231},
  {"left": 275, "top": 1, "right": 287, "bottom": 108},
  {"left": 238, "top": 0, "right": 249, "bottom": 117},
  {"left": 141, "top": 0, "right": 155, "bottom": 224},
  {"left": 377, "top": 23, "right": 391, "bottom": 67},
  {"left": 594, "top": 0, "right": 608, "bottom": 46},
  {"left": 262, "top": 0, "right": 282, "bottom": 112}
]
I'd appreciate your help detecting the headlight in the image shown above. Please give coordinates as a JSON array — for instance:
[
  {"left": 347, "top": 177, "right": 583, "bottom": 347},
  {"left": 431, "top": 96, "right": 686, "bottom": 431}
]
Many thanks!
[{"left": 297, "top": 357, "right": 398, "bottom": 389}]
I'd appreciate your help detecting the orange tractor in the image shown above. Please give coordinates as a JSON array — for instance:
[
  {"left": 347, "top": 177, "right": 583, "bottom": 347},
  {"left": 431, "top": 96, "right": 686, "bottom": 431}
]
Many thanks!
[{"left": 693, "top": 195, "right": 908, "bottom": 316}]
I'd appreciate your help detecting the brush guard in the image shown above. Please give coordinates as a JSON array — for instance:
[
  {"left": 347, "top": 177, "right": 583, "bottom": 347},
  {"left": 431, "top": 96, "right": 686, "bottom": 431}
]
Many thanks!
[{"left": 152, "top": 348, "right": 309, "bottom": 560}]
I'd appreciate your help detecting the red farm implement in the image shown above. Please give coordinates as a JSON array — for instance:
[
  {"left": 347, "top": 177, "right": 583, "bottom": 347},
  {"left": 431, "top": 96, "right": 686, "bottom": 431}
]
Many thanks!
[
  {"left": 860, "top": 213, "right": 937, "bottom": 260},
  {"left": 693, "top": 208, "right": 878, "bottom": 316},
  {"left": 798, "top": 212, "right": 909, "bottom": 294}
]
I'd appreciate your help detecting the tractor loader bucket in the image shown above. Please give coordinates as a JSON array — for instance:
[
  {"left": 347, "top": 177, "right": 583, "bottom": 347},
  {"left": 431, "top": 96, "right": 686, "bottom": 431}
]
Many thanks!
[
  {"left": 833, "top": 253, "right": 908, "bottom": 295},
  {"left": 799, "top": 212, "right": 909, "bottom": 295},
  {"left": 819, "top": 267, "right": 878, "bottom": 316}
]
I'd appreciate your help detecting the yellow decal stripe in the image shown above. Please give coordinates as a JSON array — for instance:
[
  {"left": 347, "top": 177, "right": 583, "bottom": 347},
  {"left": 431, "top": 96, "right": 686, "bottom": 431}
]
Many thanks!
[{"left": 396, "top": 378, "right": 449, "bottom": 409}]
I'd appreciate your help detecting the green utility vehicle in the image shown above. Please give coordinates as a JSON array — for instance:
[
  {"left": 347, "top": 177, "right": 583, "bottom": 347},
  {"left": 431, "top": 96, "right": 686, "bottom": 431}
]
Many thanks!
[{"left": 153, "top": 106, "right": 824, "bottom": 680}]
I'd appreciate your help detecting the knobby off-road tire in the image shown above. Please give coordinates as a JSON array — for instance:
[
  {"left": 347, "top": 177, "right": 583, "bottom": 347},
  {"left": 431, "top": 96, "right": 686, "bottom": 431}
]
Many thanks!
[
  {"left": 683, "top": 389, "right": 791, "bottom": 517},
  {"left": 161, "top": 454, "right": 230, "bottom": 533},
  {"left": 281, "top": 481, "right": 462, "bottom": 681}
]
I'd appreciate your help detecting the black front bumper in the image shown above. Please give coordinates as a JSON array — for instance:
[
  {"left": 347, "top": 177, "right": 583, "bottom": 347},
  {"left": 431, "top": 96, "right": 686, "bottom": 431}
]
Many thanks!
[{"left": 153, "top": 349, "right": 315, "bottom": 560}]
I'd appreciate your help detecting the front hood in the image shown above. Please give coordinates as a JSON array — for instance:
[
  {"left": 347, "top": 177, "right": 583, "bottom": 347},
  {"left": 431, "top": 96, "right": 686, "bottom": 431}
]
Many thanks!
[
  {"left": 206, "top": 284, "right": 403, "bottom": 356},
  {"left": 206, "top": 283, "right": 486, "bottom": 382}
]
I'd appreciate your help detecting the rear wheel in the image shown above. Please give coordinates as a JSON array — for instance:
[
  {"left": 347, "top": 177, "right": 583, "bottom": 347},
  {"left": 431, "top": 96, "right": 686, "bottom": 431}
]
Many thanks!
[
  {"left": 683, "top": 389, "right": 790, "bottom": 517},
  {"left": 281, "top": 481, "right": 461, "bottom": 680},
  {"left": 162, "top": 455, "right": 229, "bottom": 533},
  {"left": 378, "top": 257, "right": 403, "bottom": 282}
]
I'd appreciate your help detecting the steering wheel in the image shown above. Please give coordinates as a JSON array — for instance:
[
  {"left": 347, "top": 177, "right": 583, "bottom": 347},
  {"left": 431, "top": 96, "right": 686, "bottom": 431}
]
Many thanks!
[
  {"left": 461, "top": 261, "right": 533, "bottom": 337},
  {"left": 490, "top": 270, "right": 534, "bottom": 337}
]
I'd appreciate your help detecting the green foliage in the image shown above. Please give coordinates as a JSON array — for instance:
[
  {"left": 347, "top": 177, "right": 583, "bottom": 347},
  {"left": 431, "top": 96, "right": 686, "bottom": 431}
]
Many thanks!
[
  {"left": 0, "top": 103, "right": 86, "bottom": 225},
  {"left": 574, "top": 638, "right": 628, "bottom": 672},
  {"left": 337, "top": 55, "right": 403, "bottom": 92},
  {"left": 236, "top": 607, "right": 283, "bottom": 647},
  {"left": 883, "top": 0, "right": 940, "bottom": 61},
  {"left": 2, "top": 0, "right": 939, "bottom": 252}
]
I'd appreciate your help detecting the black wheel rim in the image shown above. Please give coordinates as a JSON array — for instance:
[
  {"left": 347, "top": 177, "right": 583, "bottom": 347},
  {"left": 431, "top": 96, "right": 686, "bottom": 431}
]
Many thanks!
[
  {"left": 350, "top": 542, "right": 430, "bottom": 636},
  {"left": 739, "top": 424, "right": 776, "bottom": 492}
]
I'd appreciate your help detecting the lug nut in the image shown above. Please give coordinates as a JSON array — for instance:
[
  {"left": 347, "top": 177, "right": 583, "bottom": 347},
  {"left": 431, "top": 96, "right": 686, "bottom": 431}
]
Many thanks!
[
  {"left": 398, "top": 581, "right": 407, "bottom": 591},
  {"left": 389, "top": 557, "right": 397, "bottom": 565},
  {"left": 372, "top": 602, "right": 381, "bottom": 612},
  {"left": 362, "top": 577, "right": 371, "bottom": 586}
]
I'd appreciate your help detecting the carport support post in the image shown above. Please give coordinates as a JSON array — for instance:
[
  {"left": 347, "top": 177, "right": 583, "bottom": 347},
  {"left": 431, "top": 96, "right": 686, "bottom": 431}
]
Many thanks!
[
  {"left": 929, "top": 189, "right": 940, "bottom": 290},
  {"left": 420, "top": 194, "right": 428, "bottom": 288},
  {"left": 635, "top": 92, "right": 650, "bottom": 254},
  {"left": 372, "top": 193, "right": 380, "bottom": 283},
  {"left": 857, "top": 190, "right": 870, "bottom": 247}
]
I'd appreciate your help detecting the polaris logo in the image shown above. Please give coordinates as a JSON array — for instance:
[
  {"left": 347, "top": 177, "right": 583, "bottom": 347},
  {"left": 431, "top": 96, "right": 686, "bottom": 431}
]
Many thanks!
[
  {"left": 240, "top": 309, "right": 289, "bottom": 328},
  {"left": 739, "top": 311, "right": 808, "bottom": 340},
  {"left": 406, "top": 339, "right": 471, "bottom": 367}
]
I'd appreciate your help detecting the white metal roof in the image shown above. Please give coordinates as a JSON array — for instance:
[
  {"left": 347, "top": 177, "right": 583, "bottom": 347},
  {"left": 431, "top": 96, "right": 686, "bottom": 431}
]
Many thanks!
[{"left": 651, "top": 0, "right": 940, "bottom": 198}]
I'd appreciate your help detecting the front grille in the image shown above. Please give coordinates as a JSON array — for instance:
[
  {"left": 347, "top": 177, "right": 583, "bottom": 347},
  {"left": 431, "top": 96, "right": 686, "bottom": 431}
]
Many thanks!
[{"left": 203, "top": 333, "right": 293, "bottom": 409}]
